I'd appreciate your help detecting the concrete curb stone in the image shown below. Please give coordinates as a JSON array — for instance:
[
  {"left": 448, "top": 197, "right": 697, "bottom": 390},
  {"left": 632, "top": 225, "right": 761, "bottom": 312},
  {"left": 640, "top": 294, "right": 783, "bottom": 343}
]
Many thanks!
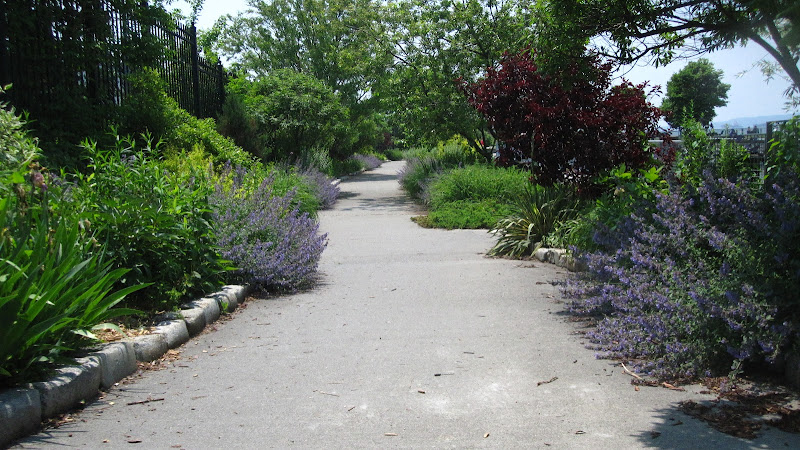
[
  {"left": 191, "top": 297, "right": 221, "bottom": 325},
  {"left": 131, "top": 334, "right": 169, "bottom": 363},
  {"left": 154, "top": 320, "right": 191, "bottom": 349},
  {"left": 180, "top": 306, "right": 207, "bottom": 336},
  {"left": 89, "top": 341, "right": 137, "bottom": 389},
  {"left": 0, "top": 388, "right": 41, "bottom": 446},
  {"left": 0, "top": 284, "right": 251, "bottom": 448},
  {"left": 533, "top": 247, "right": 586, "bottom": 272},
  {"left": 30, "top": 356, "right": 102, "bottom": 418}
]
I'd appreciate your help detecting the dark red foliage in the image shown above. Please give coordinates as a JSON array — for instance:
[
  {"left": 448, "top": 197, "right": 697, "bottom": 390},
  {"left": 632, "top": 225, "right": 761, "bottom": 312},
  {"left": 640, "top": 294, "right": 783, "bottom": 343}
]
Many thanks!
[{"left": 461, "top": 51, "right": 668, "bottom": 190}]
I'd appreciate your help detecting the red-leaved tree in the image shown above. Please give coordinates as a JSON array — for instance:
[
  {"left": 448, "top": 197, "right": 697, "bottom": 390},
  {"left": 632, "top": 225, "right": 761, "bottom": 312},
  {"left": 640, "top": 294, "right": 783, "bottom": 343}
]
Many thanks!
[{"left": 461, "top": 51, "right": 669, "bottom": 190}]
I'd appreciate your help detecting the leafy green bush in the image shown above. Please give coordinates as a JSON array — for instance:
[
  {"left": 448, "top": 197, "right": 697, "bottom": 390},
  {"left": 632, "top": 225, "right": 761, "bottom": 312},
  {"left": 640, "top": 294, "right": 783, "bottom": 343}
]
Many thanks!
[
  {"left": 72, "top": 136, "right": 230, "bottom": 311},
  {"left": 216, "top": 92, "right": 265, "bottom": 160},
  {"left": 563, "top": 165, "right": 668, "bottom": 252},
  {"left": 227, "top": 71, "right": 355, "bottom": 162},
  {"left": 716, "top": 138, "right": 750, "bottom": 180},
  {"left": 767, "top": 116, "right": 800, "bottom": 179},
  {"left": 675, "top": 118, "right": 713, "bottom": 185},
  {"left": 383, "top": 148, "right": 405, "bottom": 161},
  {"left": 0, "top": 112, "right": 143, "bottom": 385},
  {"left": 415, "top": 164, "right": 529, "bottom": 229},
  {"left": 120, "top": 69, "right": 257, "bottom": 170},
  {"left": 489, "top": 184, "right": 582, "bottom": 257},
  {"left": 0, "top": 94, "right": 39, "bottom": 190}
]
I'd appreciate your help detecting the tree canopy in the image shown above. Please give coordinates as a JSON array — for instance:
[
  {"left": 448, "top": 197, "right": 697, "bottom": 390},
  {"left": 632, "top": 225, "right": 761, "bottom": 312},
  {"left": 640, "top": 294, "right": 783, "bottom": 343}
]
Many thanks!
[
  {"left": 661, "top": 58, "right": 731, "bottom": 128},
  {"left": 379, "top": 0, "right": 537, "bottom": 155},
  {"left": 546, "top": 0, "right": 800, "bottom": 103}
]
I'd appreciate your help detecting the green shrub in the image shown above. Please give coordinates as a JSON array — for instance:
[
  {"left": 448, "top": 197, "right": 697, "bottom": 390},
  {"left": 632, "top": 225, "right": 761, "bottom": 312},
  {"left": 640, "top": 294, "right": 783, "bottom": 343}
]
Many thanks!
[
  {"left": 73, "top": 136, "right": 230, "bottom": 311},
  {"left": 0, "top": 94, "right": 39, "bottom": 189},
  {"left": 489, "top": 184, "right": 582, "bottom": 257},
  {"left": 676, "top": 118, "right": 713, "bottom": 186},
  {"left": 767, "top": 116, "right": 800, "bottom": 180},
  {"left": 119, "top": 69, "right": 257, "bottom": 170},
  {"left": 0, "top": 116, "right": 143, "bottom": 385},
  {"left": 383, "top": 148, "right": 405, "bottom": 161},
  {"left": 216, "top": 92, "right": 265, "bottom": 160},
  {"left": 563, "top": 165, "right": 668, "bottom": 252},
  {"left": 716, "top": 138, "right": 750, "bottom": 180},
  {"left": 227, "top": 71, "right": 356, "bottom": 162}
]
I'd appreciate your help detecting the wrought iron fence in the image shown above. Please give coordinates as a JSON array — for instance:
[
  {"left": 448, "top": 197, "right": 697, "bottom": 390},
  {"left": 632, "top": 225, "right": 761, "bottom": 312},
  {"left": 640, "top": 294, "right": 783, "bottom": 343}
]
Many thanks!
[
  {"left": 0, "top": 0, "right": 226, "bottom": 123},
  {"left": 650, "top": 120, "right": 790, "bottom": 180}
]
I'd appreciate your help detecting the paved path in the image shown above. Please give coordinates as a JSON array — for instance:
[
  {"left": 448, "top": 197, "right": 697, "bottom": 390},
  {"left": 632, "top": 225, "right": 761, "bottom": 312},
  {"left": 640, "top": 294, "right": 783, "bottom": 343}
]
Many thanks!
[{"left": 14, "top": 161, "right": 800, "bottom": 448}]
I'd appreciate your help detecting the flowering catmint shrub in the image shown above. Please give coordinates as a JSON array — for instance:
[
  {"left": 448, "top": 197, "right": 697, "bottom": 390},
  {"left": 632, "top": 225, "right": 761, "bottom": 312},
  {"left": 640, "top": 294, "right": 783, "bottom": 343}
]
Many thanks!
[
  {"left": 211, "top": 166, "right": 327, "bottom": 290},
  {"left": 351, "top": 153, "right": 383, "bottom": 171},
  {"left": 567, "top": 171, "right": 800, "bottom": 378},
  {"left": 300, "top": 167, "right": 340, "bottom": 210}
]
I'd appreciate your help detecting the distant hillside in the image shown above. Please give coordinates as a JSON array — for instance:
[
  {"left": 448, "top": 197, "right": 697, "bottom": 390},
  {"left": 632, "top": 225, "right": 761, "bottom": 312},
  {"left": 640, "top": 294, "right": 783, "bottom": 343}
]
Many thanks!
[{"left": 713, "top": 114, "right": 796, "bottom": 129}]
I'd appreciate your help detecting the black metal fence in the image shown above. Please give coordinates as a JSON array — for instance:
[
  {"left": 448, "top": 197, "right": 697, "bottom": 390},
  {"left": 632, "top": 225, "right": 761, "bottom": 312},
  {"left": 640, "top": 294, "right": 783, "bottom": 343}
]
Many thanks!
[
  {"left": 0, "top": 0, "right": 226, "bottom": 123},
  {"left": 651, "top": 121, "right": 790, "bottom": 180}
]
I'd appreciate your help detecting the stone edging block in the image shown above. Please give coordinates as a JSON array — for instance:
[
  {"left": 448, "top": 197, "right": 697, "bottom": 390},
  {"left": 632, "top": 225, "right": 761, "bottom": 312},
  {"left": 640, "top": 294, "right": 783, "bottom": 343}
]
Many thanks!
[
  {"left": 533, "top": 247, "right": 586, "bottom": 272},
  {"left": 89, "top": 341, "right": 137, "bottom": 389},
  {"left": 0, "top": 284, "right": 250, "bottom": 448},
  {"left": 154, "top": 320, "right": 190, "bottom": 349},
  {"left": 0, "top": 387, "right": 41, "bottom": 446},
  {"left": 132, "top": 334, "right": 169, "bottom": 363},
  {"left": 192, "top": 297, "right": 221, "bottom": 325},
  {"left": 30, "top": 356, "right": 102, "bottom": 418}
]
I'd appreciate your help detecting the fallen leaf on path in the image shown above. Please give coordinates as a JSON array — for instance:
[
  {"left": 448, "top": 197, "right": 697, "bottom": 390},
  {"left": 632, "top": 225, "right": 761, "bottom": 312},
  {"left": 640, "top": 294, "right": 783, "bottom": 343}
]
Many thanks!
[
  {"left": 483, "top": 433, "right": 490, "bottom": 438},
  {"left": 384, "top": 433, "right": 397, "bottom": 436}
]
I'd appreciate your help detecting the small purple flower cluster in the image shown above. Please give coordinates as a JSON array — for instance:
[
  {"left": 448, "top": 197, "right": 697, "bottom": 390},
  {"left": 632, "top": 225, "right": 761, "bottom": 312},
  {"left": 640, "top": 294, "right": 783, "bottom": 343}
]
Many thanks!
[
  {"left": 567, "top": 170, "right": 800, "bottom": 378},
  {"left": 351, "top": 153, "right": 383, "bottom": 170},
  {"left": 211, "top": 166, "right": 328, "bottom": 290},
  {"left": 300, "top": 167, "right": 340, "bottom": 210}
]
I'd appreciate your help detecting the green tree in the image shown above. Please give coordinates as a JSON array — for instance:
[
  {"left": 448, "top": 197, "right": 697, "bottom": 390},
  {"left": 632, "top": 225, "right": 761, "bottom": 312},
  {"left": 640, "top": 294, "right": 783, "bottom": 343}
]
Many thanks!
[
  {"left": 661, "top": 58, "right": 731, "bottom": 128},
  {"left": 380, "top": 0, "right": 537, "bottom": 155},
  {"left": 211, "top": 0, "right": 389, "bottom": 152},
  {"left": 227, "top": 70, "right": 354, "bottom": 161},
  {"left": 546, "top": 0, "right": 800, "bottom": 103}
]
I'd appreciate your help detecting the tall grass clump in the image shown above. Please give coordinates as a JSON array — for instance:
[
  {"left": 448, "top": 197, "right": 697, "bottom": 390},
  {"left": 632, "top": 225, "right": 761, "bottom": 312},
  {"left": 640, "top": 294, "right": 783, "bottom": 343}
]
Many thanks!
[
  {"left": 422, "top": 164, "right": 529, "bottom": 229},
  {"left": 211, "top": 166, "right": 327, "bottom": 290}
]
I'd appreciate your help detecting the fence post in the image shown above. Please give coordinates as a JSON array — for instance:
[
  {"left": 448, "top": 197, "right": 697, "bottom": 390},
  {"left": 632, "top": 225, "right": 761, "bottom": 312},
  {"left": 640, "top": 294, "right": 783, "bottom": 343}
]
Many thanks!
[
  {"left": 190, "top": 22, "right": 201, "bottom": 116},
  {"left": 217, "top": 61, "right": 226, "bottom": 115}
]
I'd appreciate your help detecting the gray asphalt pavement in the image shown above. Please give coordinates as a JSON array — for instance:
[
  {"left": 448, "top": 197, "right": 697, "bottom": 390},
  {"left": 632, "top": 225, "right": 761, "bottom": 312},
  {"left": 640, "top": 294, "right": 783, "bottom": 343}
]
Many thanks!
[{"left": 13, "top": 160, "right": 800, "bottom": 448}]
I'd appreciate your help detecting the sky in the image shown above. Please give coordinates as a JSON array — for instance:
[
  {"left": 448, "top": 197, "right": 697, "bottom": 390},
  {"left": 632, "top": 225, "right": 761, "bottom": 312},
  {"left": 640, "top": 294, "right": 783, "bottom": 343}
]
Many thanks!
[{"left": 170, "top": 0, "right": 798, "bottom": 123}]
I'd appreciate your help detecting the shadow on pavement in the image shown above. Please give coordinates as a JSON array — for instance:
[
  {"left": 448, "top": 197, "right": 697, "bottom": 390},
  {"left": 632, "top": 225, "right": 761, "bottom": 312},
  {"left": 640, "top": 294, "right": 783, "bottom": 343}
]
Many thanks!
[{"left": 632, "top": 401, "right": 800, "bottom": 449}]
